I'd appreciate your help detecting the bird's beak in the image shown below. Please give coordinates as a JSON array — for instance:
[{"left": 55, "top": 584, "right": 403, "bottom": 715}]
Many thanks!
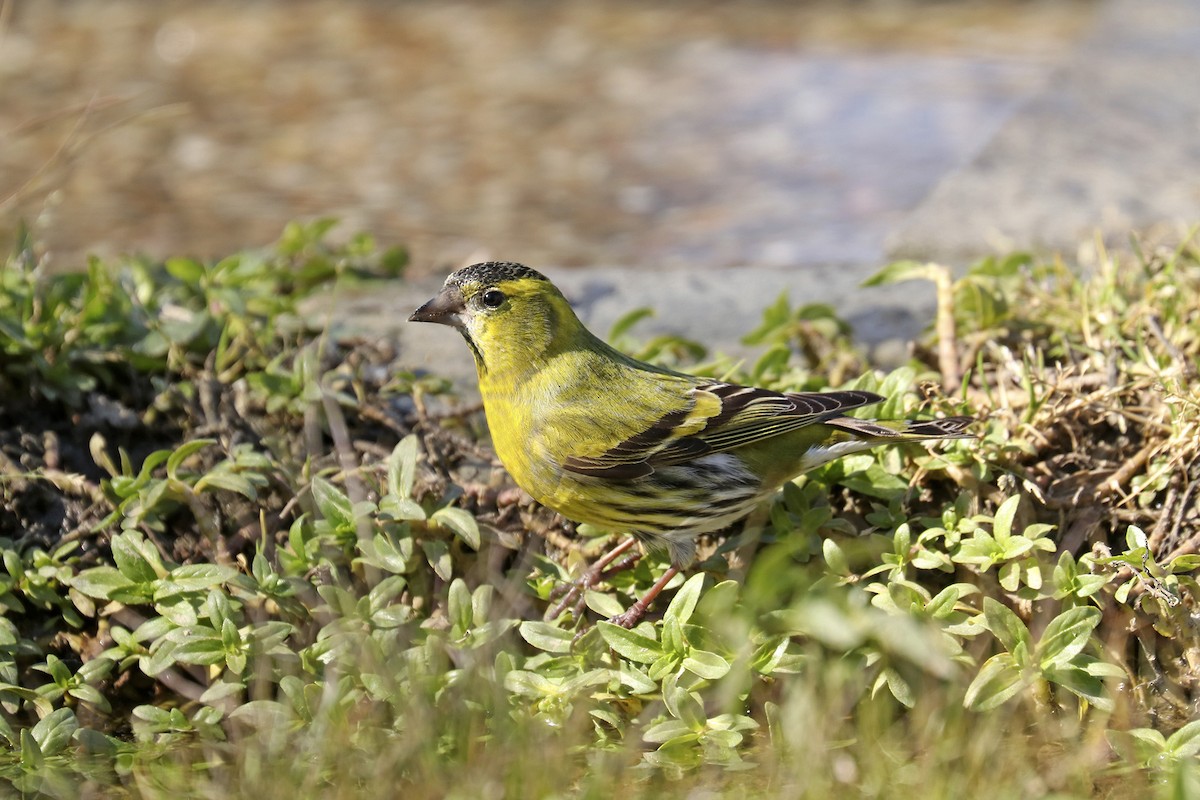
[{"left": 409, "top": 285, "right": 465, "bottom": 327}]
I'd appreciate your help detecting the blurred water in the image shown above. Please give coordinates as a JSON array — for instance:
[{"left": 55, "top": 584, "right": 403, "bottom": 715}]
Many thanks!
[{"left": 0, "top": 1, "right": 1091, "bottom": 273}]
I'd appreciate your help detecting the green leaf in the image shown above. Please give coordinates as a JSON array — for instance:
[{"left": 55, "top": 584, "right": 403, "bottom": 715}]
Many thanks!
[
  {"left": 704, "top": 728, "right": 745, "bottom": 750},
  {"left": 1052, "top": 550, "right": 1076, "bottom": 587},
  {"left": 199, "top": 681, "right": 245, "bottom": 705},
  {"left": 311, "top": 477, "right": 354, "bottom": 529},
  {"left": 615, "top": 664, "right": 657, "bottom": 695},
  {"left": 41, "top": 655, "right": 71, "bottom": 684},
  {"left": 519, "top": 621, "right": 576, "bottom": 654},
  {"left": 361, "top": 532, "right": 412, "bottom": 574},
  {"left": 992, "top": 495, "right": 1021, "bottom": 541},
  {"left": 227, "top": 700, "right": 291, "bottom": 730},
  {"left": 643, "top": 719, "right": 691, "bottom": 744},
  {"left": 173, "top": 635, "right": 226, "bottom": 666},
  {"left": 822, "top": 538, "right": 849, "bottom": 576},
  {"left": 663, "top": 573, "right": 704, "bottom": 628},
  {"left": 195, "top": 471, "right": 258, "bottom": 499},
  {"left": 1042, "top": 665, "right": 1110, "bottom": 711},
  {"left": 964, "top": 653, "right": 1026, "bottom": 711},
  {"left": 20, "top": 728, "right": 43, "bottom": 769},
  {"left": 661, "top": 615, "right": 684, "bottom": 656},
  {"left": 3, "top": 549, "right": 23, "bottom": 582},
  {"left": 1126, "top": 525, "right": 1148, "bottom": 552},
  {"left": 862, "top": 260, "right": 944, "bottom": 287},
  {"left": 1115, "top": 580, "right": 1133, "bottom": 603},
  {"left": 998, "top": 537, "right": 1034, "bottom": 561},
  {"left": 998, "top": 561, "right": 1020, "bottom": 592},
  {"left": 447, "top": 578, "right": 471, "bottom": 633},
  {"left": 31, "top": 707, "right": 78, "bottom": 757},
  {"left": 598, "top": 622, "right": 663, "bottom": 664},
  {"left": 422, "top": 539, "right": 452, "bottom": 581},
  {"left": 387, "top": 435, "right": 420, "bottom": 500},
  {"left": 912, "top": 546, "right": 950, "bottom": 573},
  {"left": 662, "top": 675, "right": 705, "bottom": 729},
  {"left": 1037, "top": 606, "right": 1101, "bottom": 668},
  {"left": 953, "top": 531, "right": 1001, "bottom": 568},
  {"left": 431, "top": 506, "right": 481, "bottom": 550},
  {"left": 562, "top": 669, "right": 614, "bottom": 695},
  {"left": 955, "top": 279, "right": 1008, "bottom": 329},
  {"left": 608, "top": 307, "right": 655, "bottom": 341},
  {"left": 882, "top": 581, "right": 923, "bottom": 615},
  {"left": 221, "top": 617, "right": 240, "bottom": 649},
  {"left": 1082, "top": 658, "right": 1126, "bottom": 680},
  {"left": 165, "top": 257, "right": 205, "bottom": 284},
  {"left": 882, "top": 667, "right": 916, "bottom": 708},
  {"left": 112, "top": 532, "right": 165, "bottom": 583},
  {"left": 131, "top": 449, "right": 172, "bottom": 491},
  {"left": 151, "top": 601, "right": 194, "bottom": 629},
  {"left": 681, "top": 649, "right": 730, "bottom": 681},
  {"left": 1023, "top": 523, "right": 1055, "bottom": 541},
  {"left": 504, "top": 670, "right": 557, "bottom": 697},
  {"left": 155, "top": 564, "right": 237, "bottom": 598},
  {"left": 226, "top": 651, "right": 247, "bottom": 674},
  {"left": 71, "top": 567, "right": 135, "bottom": 600},
  {"left": 134, "top": 615, "right": 174, "bottom": 642},
  {"left": 68, "top": 684, "right": 111, "bottom": 711},
  {"left": 142, "top": 640, "right": 180, "bottom": 678},
  {"left": 694, "top": 580, "right": 740, "bottom": 620},
  {"left": 1166, "top": 719, "right": 1200, "bottom": 758},
  {"left": 1129, "top": 727, "right": 1168, "bottom": 751},
  {"left": 742, "top": 293, "right": 790, "bottom": 346},
  {"left": 471, "top": 584, "right": 493, "bottom": 626},
  {"left": 925, "top": 584, "right": 970, "bottom": 618},
  {"left": 585, "top": 590, "right": 627, "bottom": 619},
  {"left": 982, "top": 597, "right": 1031, "bottom": 654},
  {"left": 1169, "top": 554, "right": 1200, "bottom": 573},
  {"left": 380, "top": 496, "right": 426, "bottom": 522},
  {"left": 166, "top": 439, "right": 216, "bottom": 480}
]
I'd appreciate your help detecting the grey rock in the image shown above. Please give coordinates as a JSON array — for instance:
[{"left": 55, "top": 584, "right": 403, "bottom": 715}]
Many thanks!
[{"left": 888, "top": 0, "right": 1200, "bottom": 261}]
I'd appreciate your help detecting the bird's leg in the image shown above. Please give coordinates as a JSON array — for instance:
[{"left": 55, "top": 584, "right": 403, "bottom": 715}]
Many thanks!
[
  {"left": 546, "top": 535, "right": 641, "bottom": 620},
  {"left": 608, "top": 565, "right": 681, "bottom": 629}
]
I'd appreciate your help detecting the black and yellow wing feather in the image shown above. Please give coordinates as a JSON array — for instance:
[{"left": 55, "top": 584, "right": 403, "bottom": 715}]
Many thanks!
[{"left": 561, "top": 384, "right": 884, "bottom": 479}]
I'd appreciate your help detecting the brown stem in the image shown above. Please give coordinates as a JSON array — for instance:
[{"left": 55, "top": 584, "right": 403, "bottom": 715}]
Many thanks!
[
  {"left": 933, "top": 264, "right": 960, "bottom": 390},
  {"left": 609, "top": 566, "right": 681, "bottom": 629}
]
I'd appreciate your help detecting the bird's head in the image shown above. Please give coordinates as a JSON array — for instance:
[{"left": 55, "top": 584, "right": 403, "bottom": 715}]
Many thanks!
[{"left": 409, "top": 261, "right": 582, "bottom": 376}]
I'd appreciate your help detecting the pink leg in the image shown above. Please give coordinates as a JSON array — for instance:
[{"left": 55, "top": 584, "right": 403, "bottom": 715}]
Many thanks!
[
  {"left": 546, "top": 536, "right": 641, "bottom": 620},
  {"left": 608, "top": 565, "right": 681, "bottom": 629}
]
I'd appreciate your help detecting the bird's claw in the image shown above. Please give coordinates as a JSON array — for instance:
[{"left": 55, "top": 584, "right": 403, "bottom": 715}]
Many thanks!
[
  {"left": 606, "top": 607, "right": 645, "bottom": 629},
  {"left": 545, "top": 579, "right": 588, "bottom": 621}
]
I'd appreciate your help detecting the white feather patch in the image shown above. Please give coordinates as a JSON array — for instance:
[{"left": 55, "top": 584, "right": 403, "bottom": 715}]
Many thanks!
[{"left": 795, "top": 441, "right": 880, "bottom": 473}]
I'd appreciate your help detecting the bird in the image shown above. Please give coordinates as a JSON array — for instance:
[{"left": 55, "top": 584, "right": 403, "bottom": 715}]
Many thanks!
[{"left": 409, "top": 262, "right": 972, "bottom": 628}]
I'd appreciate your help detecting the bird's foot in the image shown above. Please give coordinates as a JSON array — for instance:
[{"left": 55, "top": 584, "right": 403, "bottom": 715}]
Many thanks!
[
  {"left": 607, "top": 603, "right": 649, "bottom": 629},
  {"left": 545, "top": 550, "right": 641, "bottom": 621},
  {"left": 604, "top": 565, "right": 682, "bottom": 630}
]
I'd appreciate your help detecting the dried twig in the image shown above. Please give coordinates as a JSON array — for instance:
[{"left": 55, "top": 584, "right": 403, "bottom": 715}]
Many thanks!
[{"left": 932, "top": 264, "right": 959, "bottom": 390}]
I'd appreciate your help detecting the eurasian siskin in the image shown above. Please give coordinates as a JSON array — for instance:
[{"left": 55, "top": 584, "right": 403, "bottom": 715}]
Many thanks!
[{"left": 410, "top": 262, "right": 971, "bottom": 627}]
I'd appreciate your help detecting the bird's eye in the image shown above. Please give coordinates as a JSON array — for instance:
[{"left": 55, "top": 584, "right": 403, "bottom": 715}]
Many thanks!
[{"left": 481, "top": 289, "right": 505, "bottom": 309}]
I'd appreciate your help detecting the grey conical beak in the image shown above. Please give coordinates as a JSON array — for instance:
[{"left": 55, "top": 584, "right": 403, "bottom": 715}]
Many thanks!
[{"left": 409, "top": 285, "right": 465, "bottom": 327}]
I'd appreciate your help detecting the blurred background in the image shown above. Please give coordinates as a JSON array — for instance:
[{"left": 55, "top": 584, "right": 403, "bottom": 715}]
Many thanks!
[
  {"left": 2, "top": 0, "right": 1198, "bottom": 358},
  {"left": 0, "top": 1, "right": 1100, "bottom": 270}
]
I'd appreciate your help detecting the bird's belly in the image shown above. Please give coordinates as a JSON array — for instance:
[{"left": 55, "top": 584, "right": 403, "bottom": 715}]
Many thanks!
[{"left": 539, "top": 453, "right": 764, "bottom": 536}]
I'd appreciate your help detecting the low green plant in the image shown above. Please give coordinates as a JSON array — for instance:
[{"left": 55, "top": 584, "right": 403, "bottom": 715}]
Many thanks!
[{"left": 1, "top": 223, "right": 1199, "bottom": 797}]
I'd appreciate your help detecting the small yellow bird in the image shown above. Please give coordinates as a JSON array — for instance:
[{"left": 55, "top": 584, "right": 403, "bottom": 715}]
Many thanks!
[{"left": 411, "top": 262, "right": 971, "bottom": 627}]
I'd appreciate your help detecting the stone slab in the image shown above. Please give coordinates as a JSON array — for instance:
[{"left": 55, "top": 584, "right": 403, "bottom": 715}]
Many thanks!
[{"left": 887, "top": 0, "right": 1200, "bottom": 260}]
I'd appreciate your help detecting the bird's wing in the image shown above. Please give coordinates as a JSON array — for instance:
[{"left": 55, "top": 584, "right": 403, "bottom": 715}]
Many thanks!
[{"left": 561, "top": 383, "right": 883, "bottom": 479}]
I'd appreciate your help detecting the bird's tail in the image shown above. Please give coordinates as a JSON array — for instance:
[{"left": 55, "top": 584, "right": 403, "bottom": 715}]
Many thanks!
[{"left": 826, "top": 415, "right": 974, "bottom": 442}]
